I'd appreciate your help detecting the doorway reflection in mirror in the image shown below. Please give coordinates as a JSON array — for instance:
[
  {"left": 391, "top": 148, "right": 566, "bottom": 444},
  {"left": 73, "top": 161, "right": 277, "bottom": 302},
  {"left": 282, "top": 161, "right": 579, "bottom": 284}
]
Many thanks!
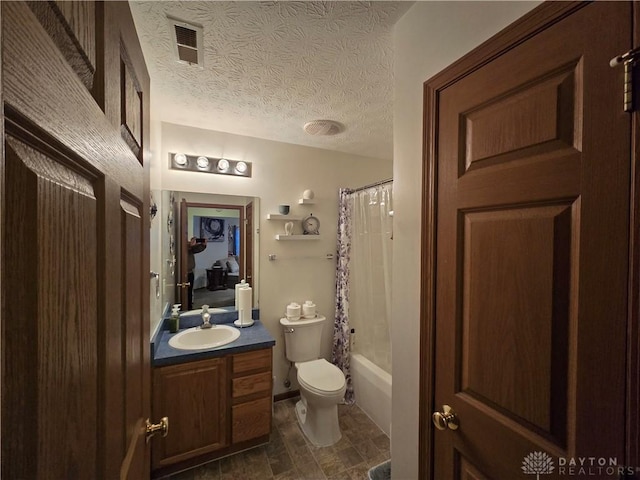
[{"left": 163, "top": 192, "right": 259, "bottom": 313}]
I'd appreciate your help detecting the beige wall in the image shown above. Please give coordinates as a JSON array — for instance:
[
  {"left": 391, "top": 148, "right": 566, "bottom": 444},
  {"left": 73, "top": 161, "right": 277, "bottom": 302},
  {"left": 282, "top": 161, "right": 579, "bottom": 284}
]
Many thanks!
[
  {"left": 154, "top": 122, "right": 392, "bottom": 395},
  {"left": 392, "top": 2, "right": 539, "bottom": 478}
]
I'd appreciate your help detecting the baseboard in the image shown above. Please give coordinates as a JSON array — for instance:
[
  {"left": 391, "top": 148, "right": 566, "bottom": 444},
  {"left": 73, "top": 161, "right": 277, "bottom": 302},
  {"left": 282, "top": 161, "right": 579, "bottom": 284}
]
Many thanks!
[{"left": 274, "top": 390, "right": 300, "bottom": 402}]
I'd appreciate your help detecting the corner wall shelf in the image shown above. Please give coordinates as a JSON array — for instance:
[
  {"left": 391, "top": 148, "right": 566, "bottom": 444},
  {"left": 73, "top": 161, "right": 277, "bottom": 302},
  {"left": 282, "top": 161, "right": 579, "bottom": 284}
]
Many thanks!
[
  {"left": 267, "top": 214, "right": 302, "bottom": 221},
  {"left": 275, "top": 234, "right": 321, "bottom": 241}
]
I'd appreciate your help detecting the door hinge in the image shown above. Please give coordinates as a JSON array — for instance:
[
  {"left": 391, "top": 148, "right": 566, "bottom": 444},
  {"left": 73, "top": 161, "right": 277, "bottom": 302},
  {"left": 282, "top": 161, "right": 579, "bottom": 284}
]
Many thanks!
[{"left": 610, "top": 47, "right": 640, "bottom": 112}]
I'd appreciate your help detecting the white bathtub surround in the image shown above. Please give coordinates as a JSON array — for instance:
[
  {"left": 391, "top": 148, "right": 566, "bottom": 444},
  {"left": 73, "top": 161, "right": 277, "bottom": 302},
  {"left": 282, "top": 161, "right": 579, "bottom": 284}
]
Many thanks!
[{"left": 351, "top": 353, "right": 392, "bottom": 436}]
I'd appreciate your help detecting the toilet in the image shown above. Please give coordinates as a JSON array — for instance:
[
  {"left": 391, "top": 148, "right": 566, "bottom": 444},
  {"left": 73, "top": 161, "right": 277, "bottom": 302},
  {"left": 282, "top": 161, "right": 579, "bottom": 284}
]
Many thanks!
[{"left": 280, "top": 315, "right": 346, "bottom": 447}]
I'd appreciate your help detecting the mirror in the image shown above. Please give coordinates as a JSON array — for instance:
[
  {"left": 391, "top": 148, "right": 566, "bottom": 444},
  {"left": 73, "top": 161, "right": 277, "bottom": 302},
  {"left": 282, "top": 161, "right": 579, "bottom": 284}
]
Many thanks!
[{"left": 163, "top": 191, "right": 259, "bottom": 312}]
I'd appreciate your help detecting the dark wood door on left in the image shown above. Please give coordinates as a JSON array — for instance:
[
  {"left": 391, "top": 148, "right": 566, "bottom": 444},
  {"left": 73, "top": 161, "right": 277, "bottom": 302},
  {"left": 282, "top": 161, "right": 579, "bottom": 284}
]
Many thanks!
[{"left": 1, "top": 2, "right": 151, "bottom": 479}]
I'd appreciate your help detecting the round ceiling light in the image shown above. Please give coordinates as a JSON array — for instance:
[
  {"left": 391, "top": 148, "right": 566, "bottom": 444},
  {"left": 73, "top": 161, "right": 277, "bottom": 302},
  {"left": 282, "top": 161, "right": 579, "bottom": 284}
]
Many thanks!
[{"left": 303, "top": 120, "right": 344, "bottom": 136}]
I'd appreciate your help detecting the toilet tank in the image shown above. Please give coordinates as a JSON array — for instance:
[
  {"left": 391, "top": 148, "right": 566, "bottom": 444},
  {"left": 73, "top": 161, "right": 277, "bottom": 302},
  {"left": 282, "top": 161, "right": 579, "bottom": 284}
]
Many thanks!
[{"left": 280, "top": 315, "right": 326, "bottom": 362}]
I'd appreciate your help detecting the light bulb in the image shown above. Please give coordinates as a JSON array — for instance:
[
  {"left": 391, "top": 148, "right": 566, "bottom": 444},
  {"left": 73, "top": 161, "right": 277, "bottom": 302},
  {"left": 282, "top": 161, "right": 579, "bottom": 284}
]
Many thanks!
[
  {"left": 174, "top": 153, "right": 187, "bottom": 166},
  {"left": 196, "top": 156, "right": 209, "bottom": 169},
  {"left": 217, "top": 158, "right": 229, "bottom": 171},
  {"left": 235, "top": 161, "right": 247, "bottom": 174}
]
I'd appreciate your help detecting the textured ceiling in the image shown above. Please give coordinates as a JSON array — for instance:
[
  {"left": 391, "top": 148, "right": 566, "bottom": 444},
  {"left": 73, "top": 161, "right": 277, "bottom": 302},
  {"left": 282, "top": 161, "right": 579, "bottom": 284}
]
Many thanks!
[{"left": 129, "top": 1, "right": 413, "bottom": 160}]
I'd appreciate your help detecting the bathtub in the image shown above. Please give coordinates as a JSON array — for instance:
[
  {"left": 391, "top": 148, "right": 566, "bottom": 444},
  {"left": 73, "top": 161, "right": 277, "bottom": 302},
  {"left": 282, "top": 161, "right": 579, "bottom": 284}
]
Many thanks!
[{"left": 351, "top": 353, "right": 392, "bottom": 436}]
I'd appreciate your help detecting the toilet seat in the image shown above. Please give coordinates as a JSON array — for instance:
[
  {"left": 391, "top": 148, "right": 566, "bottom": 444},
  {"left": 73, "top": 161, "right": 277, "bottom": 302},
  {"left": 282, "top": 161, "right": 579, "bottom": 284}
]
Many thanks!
[{"left": 297, "top": 359, "right": 345, "bottom": 395}]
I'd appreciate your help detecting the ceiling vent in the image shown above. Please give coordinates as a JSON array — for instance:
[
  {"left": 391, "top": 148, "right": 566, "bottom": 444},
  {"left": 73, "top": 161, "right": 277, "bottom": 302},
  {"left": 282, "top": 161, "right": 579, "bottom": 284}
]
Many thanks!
[
  {"left": 168, "top": 17, "right": 204, "bottom": 67},
  {"left": 303, "top": 120, "right": 345, "bottom": 136}
]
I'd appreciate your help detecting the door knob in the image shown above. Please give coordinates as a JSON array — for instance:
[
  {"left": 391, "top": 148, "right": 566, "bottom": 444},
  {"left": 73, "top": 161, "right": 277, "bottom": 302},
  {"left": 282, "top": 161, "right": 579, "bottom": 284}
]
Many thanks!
[
  {"left": 177, "top": 282, "right": 190, "bottom": 288},
  {"left": 432, "top": 405, "right": 459, "bottom": 431},
  {"left": 145, "top": 417, "right": 169, "bottom": 443}
]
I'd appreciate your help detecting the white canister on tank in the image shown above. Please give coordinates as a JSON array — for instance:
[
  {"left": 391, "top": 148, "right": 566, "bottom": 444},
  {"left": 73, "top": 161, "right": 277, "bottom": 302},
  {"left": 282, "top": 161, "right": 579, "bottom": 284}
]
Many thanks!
[
  {"left": 286, "top": 302, "right": 301, "bottom": 320},
  {"left": 302, "top": 300, "right": 316, "bottom": 319}
]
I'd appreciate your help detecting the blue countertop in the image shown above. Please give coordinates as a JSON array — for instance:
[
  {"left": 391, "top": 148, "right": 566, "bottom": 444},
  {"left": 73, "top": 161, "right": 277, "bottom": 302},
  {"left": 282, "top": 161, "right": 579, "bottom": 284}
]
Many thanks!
[{"left": 152, "top": 309, "right": 275, "bottom": 367}]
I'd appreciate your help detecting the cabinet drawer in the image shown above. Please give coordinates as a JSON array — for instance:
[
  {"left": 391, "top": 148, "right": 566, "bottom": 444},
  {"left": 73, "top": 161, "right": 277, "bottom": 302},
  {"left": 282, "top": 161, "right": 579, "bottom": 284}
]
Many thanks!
[
  {"left": 232, "top": 371, "right": 272, "bottom": 399},
  {"left": 232, "top": 396, "right": 271, "bottom": 444},
  {"left": 232, "top": 348, "right": 271, "bottom": 375}
]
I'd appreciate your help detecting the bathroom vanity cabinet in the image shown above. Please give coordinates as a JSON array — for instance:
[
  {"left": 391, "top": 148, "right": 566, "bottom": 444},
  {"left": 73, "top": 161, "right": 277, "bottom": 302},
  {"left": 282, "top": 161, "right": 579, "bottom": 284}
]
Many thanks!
[{"left": 151, "top": 347, "right": 272, "bottom": 475}]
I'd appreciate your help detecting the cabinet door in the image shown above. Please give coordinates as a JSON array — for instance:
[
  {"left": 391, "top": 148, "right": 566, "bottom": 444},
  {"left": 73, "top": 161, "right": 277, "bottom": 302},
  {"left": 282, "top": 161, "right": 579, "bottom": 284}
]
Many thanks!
[{"left": 152, "top": 358, "right": 228, "bottom": 468}]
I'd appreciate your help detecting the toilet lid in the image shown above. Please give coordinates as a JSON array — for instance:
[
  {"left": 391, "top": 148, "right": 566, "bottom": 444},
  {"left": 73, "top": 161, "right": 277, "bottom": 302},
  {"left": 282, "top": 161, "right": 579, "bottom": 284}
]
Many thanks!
[{"left": 297, "top": 359, "right": 345, "bottom": 393}]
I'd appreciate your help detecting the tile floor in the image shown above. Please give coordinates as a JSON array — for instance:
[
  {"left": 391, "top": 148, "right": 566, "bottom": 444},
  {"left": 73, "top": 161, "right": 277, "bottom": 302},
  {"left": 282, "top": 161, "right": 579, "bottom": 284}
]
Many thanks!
[{"left": 166, "top": 396, "right": 390, "bottom": 480}]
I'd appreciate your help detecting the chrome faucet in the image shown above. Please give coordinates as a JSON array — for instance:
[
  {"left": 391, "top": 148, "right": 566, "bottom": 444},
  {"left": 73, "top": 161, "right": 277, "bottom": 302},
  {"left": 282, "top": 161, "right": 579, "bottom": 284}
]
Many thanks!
[{"left": 200, "top": 304, "right": 213, "bottom": 329}]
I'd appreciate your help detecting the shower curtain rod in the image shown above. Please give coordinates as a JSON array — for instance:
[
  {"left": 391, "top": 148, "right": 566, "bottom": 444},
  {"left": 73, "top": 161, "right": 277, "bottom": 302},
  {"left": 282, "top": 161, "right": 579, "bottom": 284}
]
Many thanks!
[{"left": 348, "top": 178, "right": 393, "bottom": 193}]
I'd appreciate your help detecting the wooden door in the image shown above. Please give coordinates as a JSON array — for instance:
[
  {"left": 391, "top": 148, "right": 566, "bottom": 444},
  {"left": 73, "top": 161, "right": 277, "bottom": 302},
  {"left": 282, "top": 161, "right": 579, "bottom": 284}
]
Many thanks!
[
  {"left": 422, "top": 2, "right": 632, "bottom": 479},
  {"left": 1, "top": 2, "right": 151, "bottom": 479}
]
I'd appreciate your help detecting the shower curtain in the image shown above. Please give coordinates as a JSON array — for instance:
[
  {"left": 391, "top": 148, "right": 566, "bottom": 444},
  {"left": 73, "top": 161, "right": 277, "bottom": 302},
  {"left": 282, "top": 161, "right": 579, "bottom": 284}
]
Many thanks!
[
  {"left": 333, "top": 182, "right": 393, "bottom": 403},
  {"left": 333, "top": 188, "right": 354, "bottom": 404}
]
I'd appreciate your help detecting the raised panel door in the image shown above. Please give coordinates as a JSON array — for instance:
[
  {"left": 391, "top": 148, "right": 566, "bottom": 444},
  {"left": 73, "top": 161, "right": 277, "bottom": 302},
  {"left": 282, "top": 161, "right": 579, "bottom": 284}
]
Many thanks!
[
  {"left": 425, "top": 2, "right": 631, "bottom": 478},
  {"left": 1, "top": 2, "right": 150, "bottom": 478},
  {"left": 152, "top": 358, "right": 229, "bottom": 468}
]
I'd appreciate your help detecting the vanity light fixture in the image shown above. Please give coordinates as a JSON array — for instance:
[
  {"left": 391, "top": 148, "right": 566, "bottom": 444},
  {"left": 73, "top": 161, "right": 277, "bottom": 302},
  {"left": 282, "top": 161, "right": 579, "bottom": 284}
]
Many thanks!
[{"left": 169, "top": 153, "right": 251, "bottom": 177}]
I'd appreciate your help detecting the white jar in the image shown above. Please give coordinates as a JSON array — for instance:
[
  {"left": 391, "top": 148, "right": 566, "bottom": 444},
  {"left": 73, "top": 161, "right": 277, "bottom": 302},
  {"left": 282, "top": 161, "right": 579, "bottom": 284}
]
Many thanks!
[
  {"left": 286, "top": 302, "right": 301, "bottom": 320},
  {"left": 302, "top": 300, "right": 316, "bottom": 319}
]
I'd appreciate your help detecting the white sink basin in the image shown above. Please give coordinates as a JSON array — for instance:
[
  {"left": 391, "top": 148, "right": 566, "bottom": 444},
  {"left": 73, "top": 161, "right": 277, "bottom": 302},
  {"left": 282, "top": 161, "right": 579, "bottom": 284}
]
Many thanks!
[{"left": 169, "top": 325, "right": 240, "bottom": 350}]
